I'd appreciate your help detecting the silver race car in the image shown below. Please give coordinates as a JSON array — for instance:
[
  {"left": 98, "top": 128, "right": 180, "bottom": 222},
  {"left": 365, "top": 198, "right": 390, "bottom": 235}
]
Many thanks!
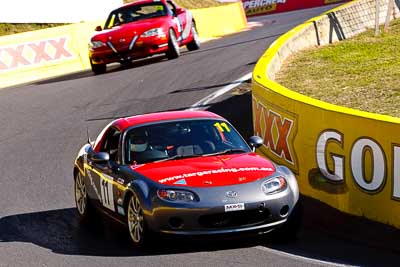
[{"left": 73, "top": 110, "right": 301, "bottom": 247}]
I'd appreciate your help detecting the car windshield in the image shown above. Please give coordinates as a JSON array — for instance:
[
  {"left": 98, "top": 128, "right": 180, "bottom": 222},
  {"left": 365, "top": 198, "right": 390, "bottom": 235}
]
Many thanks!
[
  {"left": 124, "top": 119, "right": 251, "bottom": 164},
  {"left": 105, "top": 3, "right": 168, "bottom": 29}
]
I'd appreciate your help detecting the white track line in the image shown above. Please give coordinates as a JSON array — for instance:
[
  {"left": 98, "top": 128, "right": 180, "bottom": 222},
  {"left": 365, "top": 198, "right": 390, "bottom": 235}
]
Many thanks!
[
  {"left": 188, "top": 72, "right": 253, "bottom": 111},
  {"left": 255, "top": 246, "right": 354, "bottom": 267}
]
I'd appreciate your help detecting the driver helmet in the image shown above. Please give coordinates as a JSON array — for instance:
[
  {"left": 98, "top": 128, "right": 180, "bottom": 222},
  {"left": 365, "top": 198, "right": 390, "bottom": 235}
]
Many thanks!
[{"left": 130, "top": 131, "right": 148, "bottom": 152}]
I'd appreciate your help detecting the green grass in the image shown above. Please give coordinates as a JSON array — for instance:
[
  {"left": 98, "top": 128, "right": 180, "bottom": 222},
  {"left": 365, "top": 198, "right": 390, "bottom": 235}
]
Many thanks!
[
  {"left": 0, "top": 23, "right": 67, "bottom": 37},
  {"left": 275, "top": 19, "right": 400, "bottom": 117},
  {"left": 0, "top": 0, "right": 225, "bottom": 37}
]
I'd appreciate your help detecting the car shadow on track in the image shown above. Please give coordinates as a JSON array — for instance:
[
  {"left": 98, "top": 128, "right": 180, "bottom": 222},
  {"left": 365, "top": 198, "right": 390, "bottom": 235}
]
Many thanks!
[
  {"left": 1, "top": 198, "right": 399, "bottom": 266},
  {"left": 0, "top": 207, "right": 269, "bottom": 257}
]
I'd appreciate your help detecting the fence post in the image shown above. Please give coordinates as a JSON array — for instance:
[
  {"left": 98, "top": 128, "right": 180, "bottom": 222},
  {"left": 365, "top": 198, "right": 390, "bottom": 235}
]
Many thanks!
[
  {"left": 384, "top": 0, "right": 394, "bottom": 32},
  {"left": 375, "top": 0, "right": 380, "bottom": 36}
]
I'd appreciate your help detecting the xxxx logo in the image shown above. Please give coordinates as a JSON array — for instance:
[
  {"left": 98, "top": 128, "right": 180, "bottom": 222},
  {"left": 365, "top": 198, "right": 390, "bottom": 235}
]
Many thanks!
[
  {"left": 252, "top": 97, "right": 298, "bottom": 173},
  {"left": 0, "top": 37, "right": 73, "bottom": 71}
]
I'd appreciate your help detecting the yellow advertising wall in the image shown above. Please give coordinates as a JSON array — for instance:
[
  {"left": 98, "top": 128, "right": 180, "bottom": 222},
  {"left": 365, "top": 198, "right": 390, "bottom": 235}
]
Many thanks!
[
  {"left": 252, "top": 4, "right": 400, "bottom": 228},
  {"left": 0, "top": 21, "right": 101, "bottom": 89},
  {"left": 191, "top": 2, "right": 247, "bottom": 38},
  {"left": 0, "top": 2, "right": 247, "bottom": 89}
]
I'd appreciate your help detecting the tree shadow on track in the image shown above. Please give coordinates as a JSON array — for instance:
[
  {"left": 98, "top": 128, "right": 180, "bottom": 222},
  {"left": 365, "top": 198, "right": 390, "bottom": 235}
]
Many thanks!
[{"left": 34, "top": 55, "right": 166, "bottom": 86}]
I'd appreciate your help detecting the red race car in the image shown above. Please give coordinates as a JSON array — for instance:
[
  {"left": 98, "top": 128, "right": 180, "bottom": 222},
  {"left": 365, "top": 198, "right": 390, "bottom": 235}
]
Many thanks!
[{"left": 88, "top": 0, "right": 200, "bottom": 74}]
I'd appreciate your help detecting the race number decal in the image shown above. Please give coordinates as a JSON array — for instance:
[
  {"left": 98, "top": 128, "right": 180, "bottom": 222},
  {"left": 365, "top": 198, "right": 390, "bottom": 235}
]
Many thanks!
[
  {"left": 214, "top": 122, "right": 231, "bottom": 132},
  {"left": 173, "top": 17, "right": 182, "bottom": 33},
  {"left": 100, "top": 176, "right": 115, "bottom": 211}
]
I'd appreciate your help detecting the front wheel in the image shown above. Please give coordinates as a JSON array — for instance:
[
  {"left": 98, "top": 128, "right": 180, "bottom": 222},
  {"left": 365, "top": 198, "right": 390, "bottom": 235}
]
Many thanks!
[
  {"left": 90, "top": 59, "right": 106, "bottom": 75},
  {"left": 127, "top": 192, "right": 150, "bottom": 248},
  {"left": 186, "top": 24, "right": 200, "bottom": 51},
  {"left": 74, "top": 172, "right": 95, "bottom": 224},
  {"left": 166, "top": 29, "right": 180, "bottom": 60}
]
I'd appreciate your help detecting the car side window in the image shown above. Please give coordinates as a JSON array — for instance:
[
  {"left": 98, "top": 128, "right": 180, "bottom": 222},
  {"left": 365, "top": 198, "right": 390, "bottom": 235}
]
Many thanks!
[
  {"left": 166, "top": 1, "right": 176, "bottom": 16},
  {"left": 100, "top": 127, "right": 121, "bottom": 163}
]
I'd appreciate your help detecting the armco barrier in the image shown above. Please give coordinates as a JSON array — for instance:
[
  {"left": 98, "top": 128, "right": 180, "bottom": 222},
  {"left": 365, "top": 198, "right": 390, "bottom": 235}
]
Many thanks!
[
  {"left": 0, "top": 2, "right": 247, "bottom": 89},
  {"left": 252, "top": 0, "right": 400, "bottom": 228}
]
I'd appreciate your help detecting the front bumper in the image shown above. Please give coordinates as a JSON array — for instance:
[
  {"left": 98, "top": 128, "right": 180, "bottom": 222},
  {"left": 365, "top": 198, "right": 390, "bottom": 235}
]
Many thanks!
[
  {"left": 145, "top": 183, "right": 297, "bottom": 236},
  {"left": 89, "top": 35, "right": 169, "bottom": 65}
]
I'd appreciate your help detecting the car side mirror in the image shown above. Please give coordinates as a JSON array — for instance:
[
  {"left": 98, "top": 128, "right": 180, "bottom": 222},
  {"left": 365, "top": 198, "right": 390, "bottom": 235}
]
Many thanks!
[
  {"left": 90, "top": 152, "right": 110, "bottom": 163},
  {"left": 95, "top": 25, "right": 102, "bottom": 31},
  {"left": 248, "top": 136, "right": 263, "bottom": 151},
  {"left": 175, "top": 7, "right": 185, "bottom": 16}
]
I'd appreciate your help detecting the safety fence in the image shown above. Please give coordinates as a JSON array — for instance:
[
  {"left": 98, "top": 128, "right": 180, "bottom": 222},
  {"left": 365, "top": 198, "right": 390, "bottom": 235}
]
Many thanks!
[
  {"left": 252, "top": 0, "right": 400, "bottom": 228},
  {"left": 0, "top": 2, "right": 247, "bottom": 89}
]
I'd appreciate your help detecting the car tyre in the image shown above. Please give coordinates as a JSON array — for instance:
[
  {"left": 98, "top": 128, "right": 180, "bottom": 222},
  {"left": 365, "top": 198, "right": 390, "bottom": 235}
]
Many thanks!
[
  {"left": 90, "top": 59, "right": 106, "bottom": 75},
  {"left": 126, "top": 192, "right": 151, "bottom": 248},
  {"left": 167, "top": 29, "right": 180, "bottom": 60},
  {"left": 186, "top": 24, "right": 200, "bottom": 51},
  {"left": 272, "top": 199, "right": 303, "bottom": 242},
  {"left": 74, "top": 172, "right": 96, "bottom": 224}
]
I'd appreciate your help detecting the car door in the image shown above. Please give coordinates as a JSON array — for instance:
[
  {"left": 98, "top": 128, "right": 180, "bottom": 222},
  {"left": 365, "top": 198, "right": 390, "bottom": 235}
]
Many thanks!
[{"left": 86, "top": 127, "right": 121, "bottom": 213}]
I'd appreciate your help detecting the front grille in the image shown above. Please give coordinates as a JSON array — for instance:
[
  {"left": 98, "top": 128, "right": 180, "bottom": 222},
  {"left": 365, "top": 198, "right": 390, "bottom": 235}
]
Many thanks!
[{"left": 198, "top": 209, "right": 271, "bottom": 229}]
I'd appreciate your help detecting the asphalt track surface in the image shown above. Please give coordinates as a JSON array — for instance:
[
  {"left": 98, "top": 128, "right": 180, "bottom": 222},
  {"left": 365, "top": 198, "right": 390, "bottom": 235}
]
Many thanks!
[{"left": 1, "top": 6, "right": 400, "bottom": 267}]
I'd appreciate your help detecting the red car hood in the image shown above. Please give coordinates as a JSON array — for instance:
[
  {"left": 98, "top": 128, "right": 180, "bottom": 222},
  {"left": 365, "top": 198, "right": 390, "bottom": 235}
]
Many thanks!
[
  {"left": 92, "top": 17, "right": 167, "bottom": 42},
  {"left": 131, "top": 153, "right": 276, "bottom": 187}
]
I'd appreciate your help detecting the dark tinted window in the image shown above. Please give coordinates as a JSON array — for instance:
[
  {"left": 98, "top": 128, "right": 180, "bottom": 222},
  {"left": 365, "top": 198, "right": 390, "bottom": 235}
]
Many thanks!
[
  {"left": 125, "top": 119, "right": 250, "bottom": 164},
  {"left": 105, "top": 3, "right": 168, "bottom": 28},
  {"left": 100, "top": 127, "right": 121, "bottom": 162}
]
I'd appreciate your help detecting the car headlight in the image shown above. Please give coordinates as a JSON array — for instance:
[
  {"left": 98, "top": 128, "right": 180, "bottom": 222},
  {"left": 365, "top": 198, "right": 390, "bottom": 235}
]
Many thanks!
[
  {"left": 89, "top": 40, "right": 106, "bottom": 50},
  {"left": 157, "top": 189, "right": 197, "bottom": 202},
  {"left": 141, "top": 28, "right": 165, "bottom": 37},
  {"left": 261, "top": 176, "right": 287, "bottom": 195}
]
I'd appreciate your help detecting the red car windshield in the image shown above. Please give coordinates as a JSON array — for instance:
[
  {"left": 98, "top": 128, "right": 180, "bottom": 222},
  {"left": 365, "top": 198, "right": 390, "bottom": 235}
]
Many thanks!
[
  {"left": 105, "top": 3, "right": 169, "bottom": 29},
  {"left": 124, "top": 119, "right": 251, "bottom": 164}
]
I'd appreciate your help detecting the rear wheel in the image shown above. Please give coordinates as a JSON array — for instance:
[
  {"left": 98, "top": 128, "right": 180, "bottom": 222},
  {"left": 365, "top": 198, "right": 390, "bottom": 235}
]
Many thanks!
[
  {"left": 127, "top": 192, "right": 150, "bottom": 248},
  {"left": 90, "top": 58, "right": 106, "bottom": 75},
  {"left": 167, "top": 29, "right": 180, "bottom": 60},
  {"left": 186, "top": 24, "right": 200, "bottom": 51},
  {"left": 74, "top": 172, "right": 95, "bottom": 224}
]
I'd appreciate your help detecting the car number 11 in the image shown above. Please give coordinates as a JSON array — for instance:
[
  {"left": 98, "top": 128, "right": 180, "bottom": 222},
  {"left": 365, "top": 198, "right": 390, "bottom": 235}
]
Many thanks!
[{"left": 100, "top": 176, "right": 115, "bottom": 211}]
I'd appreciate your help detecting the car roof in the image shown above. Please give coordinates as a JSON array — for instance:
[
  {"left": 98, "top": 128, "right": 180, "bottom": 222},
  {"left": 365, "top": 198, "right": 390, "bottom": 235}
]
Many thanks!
[
  {"left": 123, "top": 0, "right": 167, "bottom": 8},
  {"left": 112, "top": 110, "right": 223, "bottom": 131}
]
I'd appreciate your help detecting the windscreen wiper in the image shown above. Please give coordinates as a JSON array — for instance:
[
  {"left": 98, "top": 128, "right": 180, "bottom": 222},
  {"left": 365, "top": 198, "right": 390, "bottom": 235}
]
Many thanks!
[
  {"left": 202, "top": 149, "right": 247, "bottom": 157},
  {"left": 153, "top": 154, "right": 199, "bottom": 163}
]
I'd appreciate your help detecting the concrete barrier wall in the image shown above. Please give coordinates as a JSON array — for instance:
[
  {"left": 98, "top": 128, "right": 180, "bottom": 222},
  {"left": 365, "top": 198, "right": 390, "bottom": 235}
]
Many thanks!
[
  {"left": 0, "top": 0, "right": 122, "bottom": 23},
  {"left": 0, "top": 22, "right": 100, "bottom": 89},
  {"left": 252, "top": 0, "right": 400, "bottom": 228},
  {"left": 242, "top": 0, "right": 350, "bottom": 16},
  {"left": 0, "top": 2, "right": 247, "bottom": 89},
  {"left": 192, "top": 2, "right": 247, "bottom": 37}
]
